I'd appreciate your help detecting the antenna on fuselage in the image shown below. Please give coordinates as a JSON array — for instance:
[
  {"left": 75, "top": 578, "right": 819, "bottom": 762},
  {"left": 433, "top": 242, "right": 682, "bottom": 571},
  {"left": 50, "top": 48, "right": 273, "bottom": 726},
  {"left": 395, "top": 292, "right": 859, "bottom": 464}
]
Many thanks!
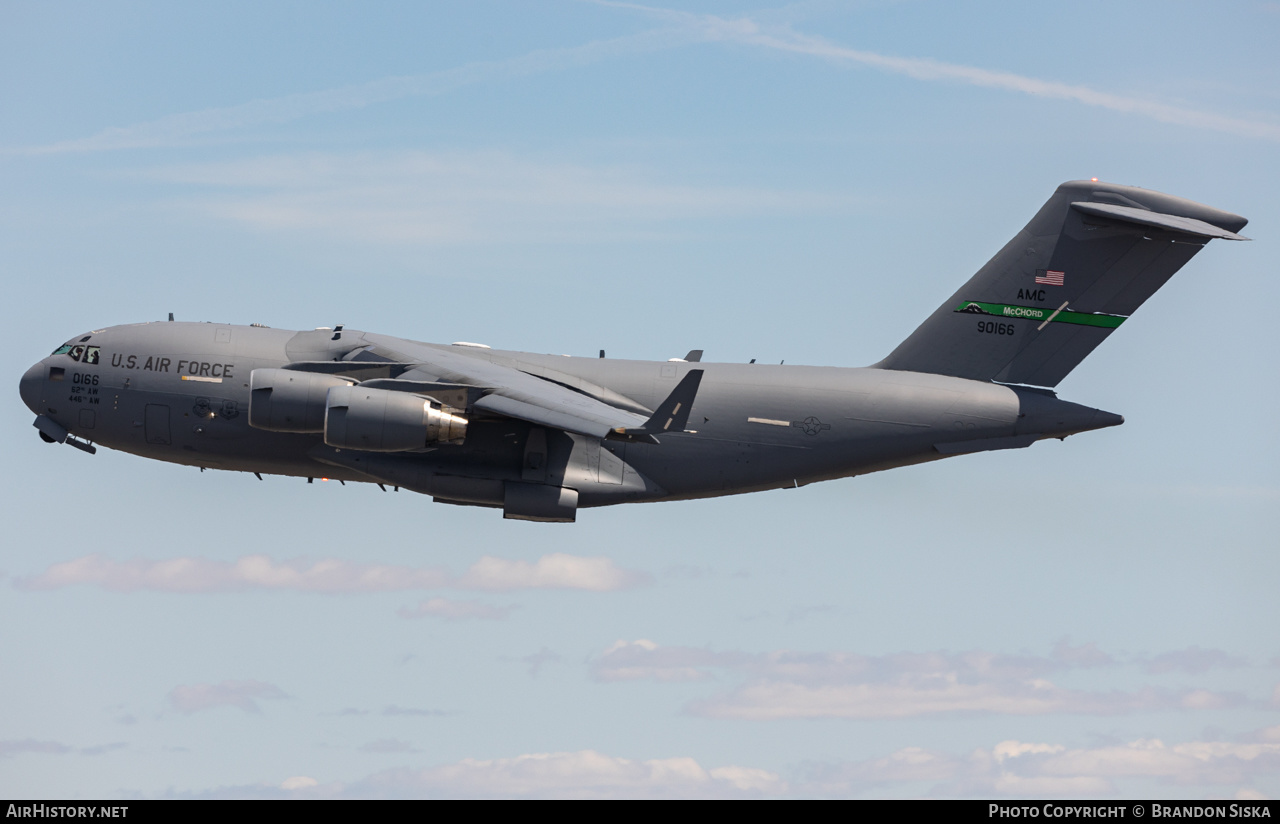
[{"left": 168, "top": 313, "right": 174, "bottom": 322}]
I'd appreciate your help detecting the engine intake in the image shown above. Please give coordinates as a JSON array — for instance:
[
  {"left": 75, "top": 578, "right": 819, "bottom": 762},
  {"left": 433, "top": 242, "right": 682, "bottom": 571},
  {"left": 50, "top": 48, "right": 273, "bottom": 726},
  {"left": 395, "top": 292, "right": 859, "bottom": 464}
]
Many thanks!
[
  {"left": 249, "top": 369, "right": 354, "bottom": 433},
  {"left": 324, "top": 385, "right": 467, "bottom": 451}
]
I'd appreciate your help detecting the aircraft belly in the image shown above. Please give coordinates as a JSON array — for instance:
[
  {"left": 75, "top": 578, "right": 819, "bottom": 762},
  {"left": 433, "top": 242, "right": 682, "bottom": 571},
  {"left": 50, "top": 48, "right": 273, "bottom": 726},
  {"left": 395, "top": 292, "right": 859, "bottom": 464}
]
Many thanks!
[{"left": 308, "top": 423, "right": 658, "bottom": 507}]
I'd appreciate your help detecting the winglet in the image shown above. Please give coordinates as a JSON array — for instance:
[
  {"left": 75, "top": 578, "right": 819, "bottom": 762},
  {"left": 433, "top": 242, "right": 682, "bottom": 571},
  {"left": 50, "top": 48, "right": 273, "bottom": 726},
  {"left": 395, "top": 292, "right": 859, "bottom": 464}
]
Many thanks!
[{"left": 609, "top": 370, "right": 704, "bottom": 443}]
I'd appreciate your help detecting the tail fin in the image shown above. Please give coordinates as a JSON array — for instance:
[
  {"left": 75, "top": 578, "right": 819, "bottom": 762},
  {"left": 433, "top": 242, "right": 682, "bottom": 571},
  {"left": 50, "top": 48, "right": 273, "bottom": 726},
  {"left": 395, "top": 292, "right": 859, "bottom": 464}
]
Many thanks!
[{"left": 876, "top": 181, "right": 1248, "bottom": 387}]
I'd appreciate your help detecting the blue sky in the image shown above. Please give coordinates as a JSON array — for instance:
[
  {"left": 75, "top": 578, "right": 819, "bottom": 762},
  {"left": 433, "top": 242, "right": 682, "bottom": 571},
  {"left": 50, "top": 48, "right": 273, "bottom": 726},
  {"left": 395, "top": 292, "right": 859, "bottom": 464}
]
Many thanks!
[{"left": 2, "top": 0, "right": 1278, "bottom": 798}]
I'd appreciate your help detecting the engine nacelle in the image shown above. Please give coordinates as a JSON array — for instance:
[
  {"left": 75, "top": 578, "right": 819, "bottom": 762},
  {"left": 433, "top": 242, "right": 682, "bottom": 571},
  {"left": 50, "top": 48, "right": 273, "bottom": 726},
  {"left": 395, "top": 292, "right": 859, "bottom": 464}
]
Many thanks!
[
  {"left": 249, "top": 368, "right": 354, "bottom": 433},
  {"left": 324, "top": 385, "right": 467, "bottom": 451}
]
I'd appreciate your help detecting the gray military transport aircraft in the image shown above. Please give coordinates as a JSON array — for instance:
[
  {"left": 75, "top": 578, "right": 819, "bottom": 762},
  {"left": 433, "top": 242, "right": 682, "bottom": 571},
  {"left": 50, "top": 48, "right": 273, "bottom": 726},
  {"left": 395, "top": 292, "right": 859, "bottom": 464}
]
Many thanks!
[{"left": 19, "top": 180, "right": 1248, "bottom": 522}]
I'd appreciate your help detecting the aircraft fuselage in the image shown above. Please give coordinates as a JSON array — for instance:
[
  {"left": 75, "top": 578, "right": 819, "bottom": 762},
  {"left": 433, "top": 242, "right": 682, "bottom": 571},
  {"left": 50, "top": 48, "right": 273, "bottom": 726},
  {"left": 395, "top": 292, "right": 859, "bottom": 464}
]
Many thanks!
[{"left": 19, "top": 321, "right": 1119, "bottom": 514}]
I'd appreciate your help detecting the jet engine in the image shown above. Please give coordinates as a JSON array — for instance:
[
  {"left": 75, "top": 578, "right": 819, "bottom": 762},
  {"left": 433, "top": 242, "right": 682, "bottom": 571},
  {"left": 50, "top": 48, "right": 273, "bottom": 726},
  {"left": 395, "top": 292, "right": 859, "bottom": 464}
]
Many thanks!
[
  {"left": 249, "top": 368, "right": 354, "bottom": 432},
  {"left": 324, "top": 385, "right": 467, "bottom": 451}
]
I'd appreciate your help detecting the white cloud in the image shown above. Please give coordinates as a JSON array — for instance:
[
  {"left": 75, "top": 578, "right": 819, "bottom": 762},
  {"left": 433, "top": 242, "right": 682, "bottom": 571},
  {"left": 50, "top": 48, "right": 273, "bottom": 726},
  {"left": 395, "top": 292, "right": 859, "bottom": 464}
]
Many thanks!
[
  {"left": 1051, "top": 640, "right": 1114, "bottom": 668},
  {"left": 993, "top": 741, "right": 1066, "bottom": 763},
  {"left": 802, "top": 727, "right": 1280, "bottom": 797},
  {"left": 594, "top": 641, "right": 1247, "bottom": 720},
  {"left": 19, "top": 554, "right": 447, "bottom": 593},
  {"left": 18, "top": 552, "right": 646, "bottom": 594},
  {"left": 1236, "top": 789, "right": 1270, "bottom": 800},
  {"left": 357, "top": 750, "right": 787, "bottom": 799},
  {"left": 457, "top": 553, "right": 649, "bottom": 592},
  {"left": 594, "top": 639, "right": 733, "bottom": 682},
  {"left": 79, "top": 743, "right": 127, "bottom": 757},
  {"left": 805, "top": 745, "right": 957, "bottom": 793},
  {"left": 690, "top": 680, "right": 1182, "bottom": 720},
  {"left": 990, "top": 774, "right": 1112, "bottom": 796},
  {"left": 167, "top": 680, "right": 289, "bottom": 714},
  {"left": 185, "top": 750, "right": 785, "bottom": 799},
  {"left": 140, "top": 150, "right": 848, "bottom": 247},
  {"left": 520, "top": 647, "right": 563, "bottom": 678},
  {"left": 1027, "top": 738, "right": 1280, "bottom": 786},
  {"left": 184, "top": 734, "right": 1280, "bottom": 798},
  {"left": 0, "top": 739, "right": 126, "bottom": 759},
  {"left": 1144, "top": 646, "right": 1246, "bottom": 674},
  {"left": 0, "top": 739, "right": 72, "bottom": 758}
]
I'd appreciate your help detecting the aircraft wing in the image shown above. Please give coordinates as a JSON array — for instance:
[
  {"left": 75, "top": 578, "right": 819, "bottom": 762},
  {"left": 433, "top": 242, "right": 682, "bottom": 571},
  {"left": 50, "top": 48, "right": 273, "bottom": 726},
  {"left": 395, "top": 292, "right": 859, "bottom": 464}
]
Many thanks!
[
  {"left": 470, "top": 392, "right": 645, "bottom": 438},
  {"left": 358, "top": 333, "right": 652, "bottom": 439}
]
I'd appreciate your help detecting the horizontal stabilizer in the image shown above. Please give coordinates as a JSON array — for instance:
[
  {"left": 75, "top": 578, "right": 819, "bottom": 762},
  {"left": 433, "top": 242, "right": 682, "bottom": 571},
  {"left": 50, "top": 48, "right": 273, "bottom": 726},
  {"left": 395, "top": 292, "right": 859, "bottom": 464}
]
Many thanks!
[{"left": 1071, "top": 202, "right": 1251, "bottom": 241}]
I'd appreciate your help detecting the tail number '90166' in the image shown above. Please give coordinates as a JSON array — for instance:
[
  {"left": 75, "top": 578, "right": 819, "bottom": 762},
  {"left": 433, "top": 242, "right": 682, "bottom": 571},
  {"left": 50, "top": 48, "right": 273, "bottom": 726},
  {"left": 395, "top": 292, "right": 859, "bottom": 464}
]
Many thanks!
[{"left": 977, "top": 321, "right": 1016, "bottom": 336}]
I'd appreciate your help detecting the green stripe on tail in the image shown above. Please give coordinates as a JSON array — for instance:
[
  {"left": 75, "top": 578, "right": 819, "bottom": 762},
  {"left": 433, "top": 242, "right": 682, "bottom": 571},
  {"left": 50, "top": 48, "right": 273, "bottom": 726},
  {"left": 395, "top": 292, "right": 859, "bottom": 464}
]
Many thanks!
[{"left": 954, "top": 302, "right": 1126, "bottom": 329}]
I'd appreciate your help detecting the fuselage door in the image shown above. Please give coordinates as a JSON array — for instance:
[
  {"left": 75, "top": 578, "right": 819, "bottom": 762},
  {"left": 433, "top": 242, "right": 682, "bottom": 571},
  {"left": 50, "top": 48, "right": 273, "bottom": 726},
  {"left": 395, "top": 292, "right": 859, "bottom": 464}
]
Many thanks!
[{"left": 145, "top": 404, "right": 171, "bottom": 445}]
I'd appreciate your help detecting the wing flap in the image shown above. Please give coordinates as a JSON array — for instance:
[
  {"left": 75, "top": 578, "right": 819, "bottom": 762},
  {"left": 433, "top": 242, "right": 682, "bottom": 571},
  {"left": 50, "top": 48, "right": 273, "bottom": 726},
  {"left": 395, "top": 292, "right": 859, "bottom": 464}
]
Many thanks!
[{"left": 474, "top": 394, "right": 645, "bottom": 438}]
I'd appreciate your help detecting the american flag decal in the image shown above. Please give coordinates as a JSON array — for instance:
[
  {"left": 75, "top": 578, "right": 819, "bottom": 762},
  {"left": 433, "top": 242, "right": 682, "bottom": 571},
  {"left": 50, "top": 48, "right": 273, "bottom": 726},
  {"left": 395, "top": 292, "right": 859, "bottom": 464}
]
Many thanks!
[{"left": 1035, "top": 269, "right": 1065, "bottom": 286}]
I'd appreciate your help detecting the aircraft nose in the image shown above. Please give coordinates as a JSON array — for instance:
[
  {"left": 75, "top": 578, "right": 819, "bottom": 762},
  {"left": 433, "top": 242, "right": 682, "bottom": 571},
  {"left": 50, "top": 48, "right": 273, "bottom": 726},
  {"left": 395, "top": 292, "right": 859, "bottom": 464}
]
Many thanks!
[{"left": 19, "top": 361, "right": 45, "bottom": 415}]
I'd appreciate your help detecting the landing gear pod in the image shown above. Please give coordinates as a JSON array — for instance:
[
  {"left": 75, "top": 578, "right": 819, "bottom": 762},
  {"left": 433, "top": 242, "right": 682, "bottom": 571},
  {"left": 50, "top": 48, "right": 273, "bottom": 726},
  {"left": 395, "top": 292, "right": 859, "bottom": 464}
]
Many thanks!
[
  {"left": 324, "top": 385, "right": 467, "bottom": 451},
  {"left": 503, "top": 482, "right": 578, "bottom": 523},
  {"left": 249, "top": 369, "right": 355, "bottom": 433}
]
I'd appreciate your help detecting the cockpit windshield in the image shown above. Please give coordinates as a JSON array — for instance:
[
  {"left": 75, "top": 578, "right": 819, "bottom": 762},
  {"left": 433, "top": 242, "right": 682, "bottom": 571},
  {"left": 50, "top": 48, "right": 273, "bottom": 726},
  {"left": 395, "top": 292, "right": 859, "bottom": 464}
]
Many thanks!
[{"left": 52, "top": 344, "right": 100, "bottom": 364}]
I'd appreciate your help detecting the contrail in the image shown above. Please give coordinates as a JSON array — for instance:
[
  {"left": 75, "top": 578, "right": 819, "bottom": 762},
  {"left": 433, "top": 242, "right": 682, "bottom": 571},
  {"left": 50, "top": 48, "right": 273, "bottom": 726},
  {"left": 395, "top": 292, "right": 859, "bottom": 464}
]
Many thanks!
[
  {"left": 598, "top": 1, "right": 1280, "bottom": 142},
  {"left": 18, "top": 26, "right": 699, "bottom": 155},
  {"left": 20, "top": 4, "right": 1280, "bottom": 153}
]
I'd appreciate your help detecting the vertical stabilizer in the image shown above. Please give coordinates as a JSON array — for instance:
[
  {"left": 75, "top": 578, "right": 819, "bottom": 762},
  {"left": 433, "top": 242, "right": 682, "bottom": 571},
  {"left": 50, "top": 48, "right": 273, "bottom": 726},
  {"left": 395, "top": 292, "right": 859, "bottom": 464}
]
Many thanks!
[{"left": 875, "top": 181, "right": 1248, "bottom": 386}]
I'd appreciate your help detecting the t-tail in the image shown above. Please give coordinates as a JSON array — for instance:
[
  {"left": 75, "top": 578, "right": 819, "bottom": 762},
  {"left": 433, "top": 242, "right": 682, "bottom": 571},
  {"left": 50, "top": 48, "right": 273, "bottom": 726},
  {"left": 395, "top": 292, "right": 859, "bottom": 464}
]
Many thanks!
[{"left": 876, "top": 180, "right": 1249, "bottom": 387}]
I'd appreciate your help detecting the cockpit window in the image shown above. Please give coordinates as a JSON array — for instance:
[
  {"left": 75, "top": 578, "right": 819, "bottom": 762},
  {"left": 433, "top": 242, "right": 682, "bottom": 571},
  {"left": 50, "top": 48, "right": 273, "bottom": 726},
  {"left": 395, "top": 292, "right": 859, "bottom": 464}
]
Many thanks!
[{"left": 56, "top": 344, "right": 100, "bottom": 363}]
